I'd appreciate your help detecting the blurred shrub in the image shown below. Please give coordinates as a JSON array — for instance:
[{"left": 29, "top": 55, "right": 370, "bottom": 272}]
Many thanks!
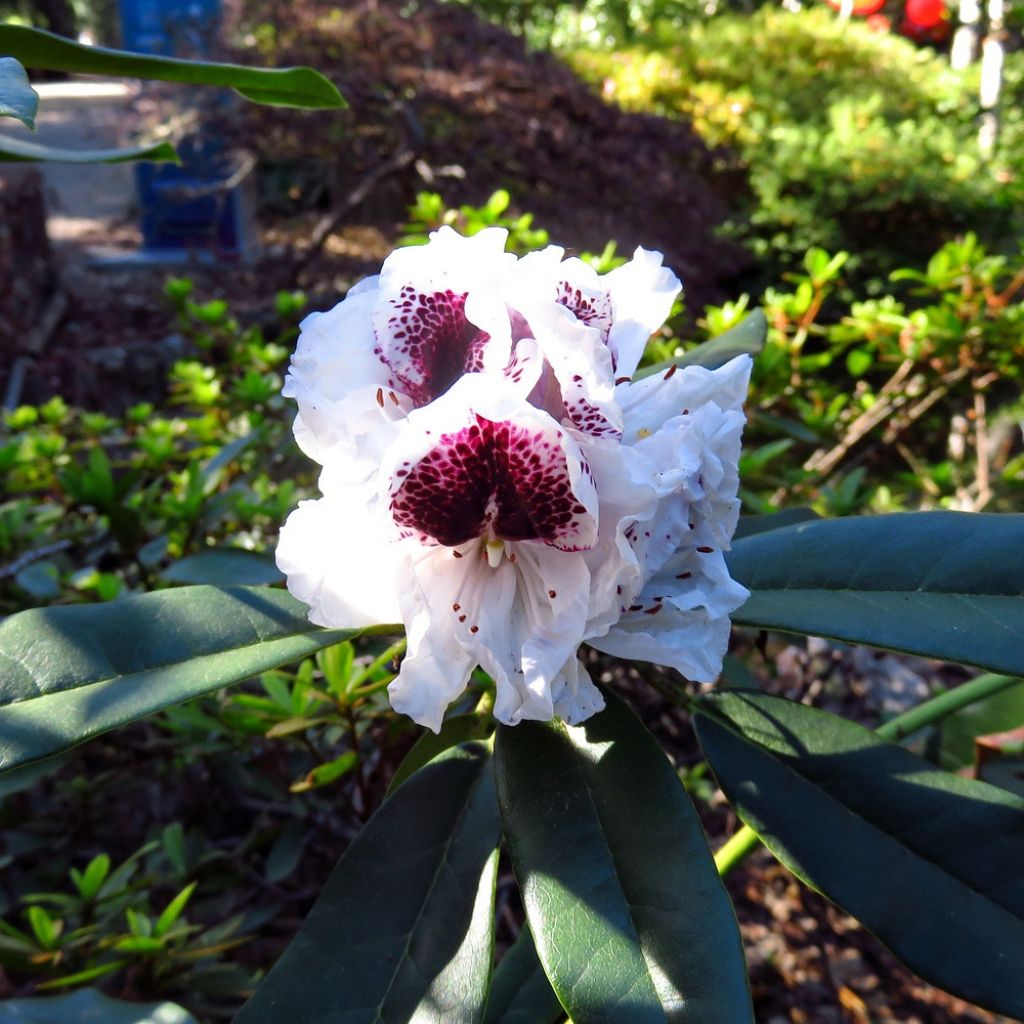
[{"left": 568, "top": 8, "right": 1021, "bottom": 282}]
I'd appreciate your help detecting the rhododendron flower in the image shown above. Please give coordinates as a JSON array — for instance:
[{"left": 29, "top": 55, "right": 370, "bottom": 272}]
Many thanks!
[{"left": 277, "top": 227, "right": 751, "bottom": 731}]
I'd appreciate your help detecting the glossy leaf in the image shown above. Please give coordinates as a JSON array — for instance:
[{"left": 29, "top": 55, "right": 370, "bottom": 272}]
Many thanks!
[
  {"left": 639, "top": 309, "right": 767, "bottom": 378},
  {"left": 162, "top": 549, "right": 283, "bottom": 586},
  {"left": 496, "top": 691, "right": 752, "bottom": 1024},
  {"left": 0, "top": 56, "right": 37, "bottom": 128},
  {"left": 386, "top": 713, "right": 491, "bottom": 797},
  {"left": 235, "top": 743, "right": 500, "bottom": 1024},
  {"left": 0, "top": 133, "right": 178, "bottom": 164},
  {"left": 0, "top": 988, "right": 196, "bottom": 1023},
  {"left": 0, "top": 585, "right": 381, "bottom": 772},
  {"left": 733, "top": 507, "right": 819, "bottom": 540},
  {"left": 694, "top": 691, "right": 1024, "bottom": 1018},
  {"left": 483, "top": 926, "right": 564, "bottom": 1024},
  {"left": 0, "top": 25, "right": 344, "bottom": 109},
  {"left": 728, "top": 512, "right": 1024, "bottom": 675}
]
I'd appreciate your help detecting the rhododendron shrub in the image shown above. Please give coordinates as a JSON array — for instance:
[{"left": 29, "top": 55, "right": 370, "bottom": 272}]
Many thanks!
[{"left": 2, "top": 229, "right": 1023, "bottom": 1022}]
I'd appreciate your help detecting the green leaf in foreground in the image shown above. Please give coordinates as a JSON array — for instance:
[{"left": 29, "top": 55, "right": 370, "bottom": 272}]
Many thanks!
[
  {"left": 386, "top": 712, "right": 492, "bottom": 797},
  {"left": 496, "top": 691, "right": 752, "bottom": 1024},
  {"left": 0, "top": 25, "right": 344, "bottom": 109},
  {"left": 0, "top": 585, "right": 387, "bottom": 772},
  {"left": 0, "top": 56, "right": 38, "bottom": 129},
  {"left": 0, "top": 988, "right": 196, "bottom": 1024},
  {"left": 0, "top": 133, "right": 178, "bottom": 164},
  {"left": 728, "top": 511, "right": 1024, "bottom": 676},
  {"left": 638, "top": 309, "right": 767, "bottom": 378},
  {"left": 235, "top": 743, "right": 500, "bottom": 1024},
  {"left": 162, "top": 549, "right": 283, "bottom": 586},
  {"left": 483, "top": 926, "right": 564, "bottom": 1024},
  {"left": 694, "top": 690, "right": 1024, "bottom": 1019}
]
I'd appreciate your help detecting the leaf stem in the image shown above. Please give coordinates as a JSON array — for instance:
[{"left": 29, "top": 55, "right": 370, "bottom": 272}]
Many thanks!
[
  {"left": 713, "top": 672, "right": 1022, "bottom": 877},
  {"left": 348, "top": 638, "right": 407, "bottom": 694}
]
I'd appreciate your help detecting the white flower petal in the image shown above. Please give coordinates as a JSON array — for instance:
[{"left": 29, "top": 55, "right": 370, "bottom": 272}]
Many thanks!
[
  {"left": 275, "top": 489, "right": 403, "bottom": 628},
  {"left": 604, "top": 247, "right": 682, "bottom": 379},
  {"left": 550, "top": 656, "right": 606, "bottom": 725}
]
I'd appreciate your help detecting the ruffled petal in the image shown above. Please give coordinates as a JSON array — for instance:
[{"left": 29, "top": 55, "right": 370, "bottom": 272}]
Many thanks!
[
  {"left": 550, "top": 656, "right": 606, "bottom": 725},
  {"left": 275, "top": 487, "right": 404, "bottom": 629},
  {"left": 373, "top": 226, "right": 517, "bottom": 406},
  {"left": 604, "top": 247, "right": 682, "bottom": 379},
  {"left": 283, "top": 289, "right": 402, "bottom": 476}
]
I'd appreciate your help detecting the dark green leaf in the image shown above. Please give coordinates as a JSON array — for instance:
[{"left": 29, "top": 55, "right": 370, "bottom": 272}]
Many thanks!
[
  {"left": 728, "top": 512, "right": 1024, "bottom": 675},
  {"left": 639, "top": 309, "right": 767, "bottom": 378},
  {"left": 0, "top": 988, "right": 196, "bottom": 1023},
  {"left": 235, "top": 743, "right": 500, "bottom": 1024},
  {"left": 694, "top": 691, "right": 1024, "bottom": 1019},
  {"left": 495, "top": 691, "right": 752, "bottom": 1024},
  {"left": 733, "top": 508, "right": 820, "bottom": 540},
  {"left": 162, "top": 550, "right": 283, "bottom": 586},
  {"left": 0, "top": 25, "right": 344, "bottom": 109},
  {"left": 0, "top": 585, "right": 386, "bottom": 772},
  {"left": 483, "top": 926, "right": 564, "bottom": 1024},
  {"left": 0, "top": 133, "right": 178, "bottom": 164},
  {"left": 386, "top": 713, "right": 491, "bottom": 797},
  {"left": 0, "top": 56, "right": 37, "bottom": 128}
]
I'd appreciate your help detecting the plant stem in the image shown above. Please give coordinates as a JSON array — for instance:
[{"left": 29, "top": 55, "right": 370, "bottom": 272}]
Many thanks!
[
  {"left": 713, "top": 672, "right": 1022, "bottom": 877},
  {"left": 348, "top": 638, "right": 407, "bottom": 693}
]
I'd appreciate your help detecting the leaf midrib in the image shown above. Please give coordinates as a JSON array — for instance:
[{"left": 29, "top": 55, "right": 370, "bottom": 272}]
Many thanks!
[
  {"left": 372, "top": 757, "right": 493, "bottom": 1024},
  {"left": 699, "top": 708, "right": 1024, "bottom": 930}
]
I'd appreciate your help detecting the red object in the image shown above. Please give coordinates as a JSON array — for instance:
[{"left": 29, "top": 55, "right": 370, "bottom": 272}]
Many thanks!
[
  {"left": 905, "top": 0, "right": 946, "bottom": 26},
  {"left": 866, "top": 12, "right": 892, "bottom": 30},
  {"left": 826, "top": 0, "right": 887, "bottom": 15}
]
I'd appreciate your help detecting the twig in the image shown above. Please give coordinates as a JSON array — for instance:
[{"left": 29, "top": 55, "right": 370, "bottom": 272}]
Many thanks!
[
  {"left": 292, "top": 148, "right": 416, "bottom": 280},
  {"left": 0, "top": 538, "right": 73, "bottom": 580}
]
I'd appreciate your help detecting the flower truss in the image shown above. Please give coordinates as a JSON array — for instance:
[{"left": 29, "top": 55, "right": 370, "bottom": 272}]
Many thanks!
[{"left": 277, "top": 227, "right": 751, "bottom": 731}]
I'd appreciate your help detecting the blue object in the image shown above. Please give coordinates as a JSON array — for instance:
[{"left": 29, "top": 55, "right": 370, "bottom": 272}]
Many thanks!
[
  {"left": 118, "top": 0, "right": 257, "bottom": 261},
  {"left": 118, "top": 0, "right": 221, "bottom": 57},
  {"left": 135, "top": 136, "right": 254, "bottom": 259}
]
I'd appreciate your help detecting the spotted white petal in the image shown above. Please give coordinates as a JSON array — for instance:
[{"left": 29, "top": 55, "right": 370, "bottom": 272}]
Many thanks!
[
  {"left": 550, "top": 655, "right": 606, "bottom": 726},
  {"left": 372, "top": 226, "right": 518, "bottom": 407},
  {"left": 381, "top": 373, "right": 599, "bottom": 553},
  {"left": 283, "top": 289, "right": 402, "bottom": 478}
]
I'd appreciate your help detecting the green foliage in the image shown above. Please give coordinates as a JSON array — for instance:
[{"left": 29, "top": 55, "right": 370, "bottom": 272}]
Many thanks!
[
  {"left": 701, "top": 235, "right": 1024, "bottom": 514},
  {"left": 0, "top": 842, "right": 253, "bottom": 1001},
  {"left": 568, "top": 9, "right": 1019, "bottom": 278},
  {"left": 694, "top": 691, "right": 1024, "bottom": 1018}
]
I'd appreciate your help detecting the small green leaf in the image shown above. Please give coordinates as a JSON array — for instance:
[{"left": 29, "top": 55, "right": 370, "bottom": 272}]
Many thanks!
[
  {"left": 161, "top": 550, "right": 283, "bottom": 586},
  {"left": 0, "top": 25, "right": 344, "bottom": 109},
  {"left": 264, "top": 820, "right": 309, "bottom": 883},
  {"left": 694, "top": 691, "right": 1024, "bottom": 1019},
  {"left": 0, "top": 56, "right": 38, "bottom": 128},
  {"left": 236, "top": 743, "right": 500, "bottom": 1024},
  {"left": 0, "top": 585, "right": 387, "bottom": 772},
  {"left": 483, "top": 926, "right": 564, "bottom": 1024},
  {"left": 73, "top": 854, "right": 111, "bottom": 901},
  {"left": 728, "top": 512, "right": 1024, "bottom": 676},
  {"left": 154, "top": 882, "right": 197, "bottom": 938},
  {"left": 0, "top": 133, "right": 178, "bottom": 164},
  {"left": 289, "top": 750, "right": 357, "bottom": 791},
  {"left": 495, "top": 691, "right": 753, "bottom": 1024}
]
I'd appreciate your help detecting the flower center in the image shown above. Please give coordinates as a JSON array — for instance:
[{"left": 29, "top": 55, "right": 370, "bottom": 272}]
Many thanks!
[
  {"left": 389, "top": 413, "right": 597, "bottom": 553},
  {"left": 375, "top": 287, "right": 491, "bottom": 407}
]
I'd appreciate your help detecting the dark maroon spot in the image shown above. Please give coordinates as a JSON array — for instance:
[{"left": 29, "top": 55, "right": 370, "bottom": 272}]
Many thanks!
[
  {"left": 452, "top": 602, "right": 461, "bottom": 611},
  {"left": 676, "top": 572, "right": 693, "bottom": 580},
  {"left": 697, "top": 546, "right": 714, "bottom": 553},
  {"left": 377, "top": 287, "right": 491, "bottom": 406},
  {"left": 663, "top": 364, "right": 677, "bottom": 380},
  {"left": 615, "top": 376, "right": 631, "bottom": 385},
  {"left": 469, "top": 625, "right": 479, "bottom": 634},
  {"left": 644, "top": 604, "right": 663, "bottom": 615},
  {"left": 548, "top": 589, "right": 557, "bottom": 598},
  {"left": 390, "top": 414, "right": 594, "bottom": 550}
]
